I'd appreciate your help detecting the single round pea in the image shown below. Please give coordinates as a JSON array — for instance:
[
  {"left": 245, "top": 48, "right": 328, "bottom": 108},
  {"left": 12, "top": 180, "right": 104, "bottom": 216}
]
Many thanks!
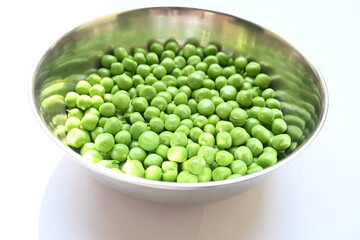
[
  {"left": 165, "top": 114, "right": 181, "bottom": 131},
  {"left": 258, "top": 107, "right": 275, "bottom": 124},
  {"left": 198, "top": 132, "right": 215, "bottom": 147},
  {"left": 215, "top": 120, "right": 234, "bottom": 133},
  {"left": 204, "top": 43, "right": 218, "bottom": 56},
  {"left": 65, "top": 92, "right": 79, "bottom": 108},
  {"left": 216, "top": 52, "right": 230, "bottom": 67},
  {"left": 81, "top": 113, "right": 99, "bottom": 131},
  {"left": 144, "top": 154, "right": 163, "bottom": 168},
  {"left": 149, "top": 41, "right": 164, "bottom": 55},
  {"left": 75, "top": 80, "right": 91, "bottom": 95},
  {"left": 114, "top": 73, "right": 133, "bottom": 90},
  {"left": 204, "top": 55, "right": 219, "bottom": 66},
  {"left": 155, "top": 144, "right": 169, "bottom": 160},
  {"left": 186, "top": 156, "right": 206, "bottom": 175},
  {"left": 212, "top": 167, "right": 232, "bottom": 181},
  {"left": 94, "top": 133, "right": 114, "bottom": 152},
  {"left": 216, "top": 102, "right": 232, "bottom": 120},
  {"left": 98, "top": 68, "right": 111, "bottom": 78},
  {"left": 65, "top": 117, "right": 81, "bottom": 132},
  {"left": 159, "top": 131, "right": 172, "bottom": 146},
  {"left": 99, "top": 102, "right": 116, "bottom": 117},
  {"left": 229, "top": 108, "right": 248, "bottom": 127},
  {"left": 66, "top": 128, "right": 90, "bottom": 148},
  {"left": 152, "top": 80, "right": 167, "bottom": 93},
  {"left": 145, "top": 74, "right": 157, "bottom": 85},
  {"left": 203, "top": 124, "right": 216, "bottom": 135},
  {"left": 91, "top": 95, "right": 104, "bottom": 109},
  {"left": 251, "top": 124, "right": 271, "bottom": 144},
  {"left": 151, "top": 96, "right": 168, "bottom": 111},
  {"left": 143, "top": 106, "right": 160, "bottom": 120},
  {"left": 82, "top": 149, "right": 103, "bottom": 163},
  {"left": 129, "top": 112, "right": 145, "bottom": 124},
  {"left": 244, "top": 118, "right": 261, "bottom": 134},
  {"left": 254, "top": 73, "right": 271, "bottom": 88},
  {"left": 208, "top": 64, "right": 223, "bottom": 80},
  {"left": 197, "top": 146, "right": 217, "bottom": 165},
  {"left": 272, "top": 134, "right": 291, "bottom": 151},
  {"left": 186, "top": 142, "right": 200, "bottom": 158},
  {"left": 110, "top": 144, "right": 129, "bottom": 162},
  {"left": 230, "top": 127, "right": 250, "bottom": 146},
  {"left": 90, "top": 127, "right": 104, "bottom": 141},
  {"left": 146, "top": 52, "right": 159, "bottom": 65},
  {"left": 132, "top": 97, "right": 148, "bottom": 112},
  {"left": 220, "top": 85, "right": 237, "bottom": 101},
  {"left": 173, "top": 104, "right": 192, "bottom": 120},
  {"left": 166, "top": 102, "right": 176, "bottom": 114},
  {"left": 234, "top": 146, "right": 253, "bottom": 166},
  {"left": 161, "top": 50, "right": 176, "bottom": 61},
  {"left": 170, "top": 131, "right": 188, "bottom": 147},
  {"left": 103, "top": 117, "right": 122, "bottom": 135},
  {"left": 216, "top": 131, "right": 232, "bottom": 149},
  {"left": 122, "top": 58, "right": 138, "bottom": 73},
  {"left": 193, "top": 115, "right": 208, "bottom": 129},
  {"left": 139, "top": 85, "right": 157, "bottom": 102},
  {"left": 67, "top": 108, "right": 83, "bottom": 119},
  {"left": 114, "top": 130, "right": 132, "bottom": 145},
  {"left": 177, "top": 170, "right": 198, "bottom": 183},
  {"left": 230, "top": 160, "right": 248, "bottom": 175},
  {"left": 271, "top": 118, "right": 287, "bottom": 134},
  {"left": 196, "top": 99, "right": 215, "bottom": 117},
  {"left": 76, "top": 94, "right": 92, "bottom": 110},
  {"left": 257, "top": 152, "right": 277, "bottom": 168},
  {"left": 197, "top": 167, "right": 212, "bottom": 182},
  {"left": 266, "top": 98, "right": 281, "bottom": 109},
  {"left": 113, "top": 47, "right": 128, "bottom": 61},
  {"left": 245, "top": 61, "right": 261, "bottom": 77},
  {"left": 138, "top": 131, "right": 160, "bottom": 151},
  {"left": 208, "top": 114, "right": 220, "bottom": 125},
  {"left": 136, "top": 64, "right": 151, "bottom": 78},
  {"left": 148, "top": 117, "right": 164, "bottom": 133},
  {"left": 100, "top": 77, "right": 114, "bottom": 93},
  {"left": 262, "top": 88, "right": 276, "bottom": 99},
  {"left": 188, "top": 72, "right": 204, "bottom": 89},
  {"left": 123, "top": 160, "right": 145, "bottom": 178},
  {"left": 167, "top": 146, "right": 188, "bottom": 162},
  {"left": 173, "top": 92, "right": 188, "bottom": 105},
  {"left": 246, "top": 138, "right": 263, "bottom": 157},
  {"left": 236, "top": 90, "right": 253, "bottom": 107},
  {"left": 215, "top": 150, "right": 234, "bottom": 166},
  {"left": 234, "top": 56, "right": 248, "bottom": 70},
  {"left": 128, "top": 147, "right": 147, "bottom": 162},
  {"left": 145, "top": 165, "right": 163, "bottom": 180},
  {"left": 129, "top": 122, "right": 148, "bottom": 140}
]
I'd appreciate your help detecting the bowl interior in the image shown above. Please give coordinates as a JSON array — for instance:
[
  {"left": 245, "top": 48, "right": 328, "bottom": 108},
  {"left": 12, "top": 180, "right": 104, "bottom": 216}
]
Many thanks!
[{"left": 31, "top": 7, "right": 327, "bottom": 200}]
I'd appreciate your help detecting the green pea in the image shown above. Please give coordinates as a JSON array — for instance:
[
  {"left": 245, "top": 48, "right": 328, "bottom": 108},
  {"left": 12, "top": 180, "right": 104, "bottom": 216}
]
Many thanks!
[
  {"left": 234, "top": 146, "right": 253, "bottom": 165},
  {"left": 208, "top": 114, "right": 220, "bottom": 125},
  {"left": 136, "top": 64, "right": 151, "bottom": 78},
  {"left": 129, "top": 122, "right": 148, "bottom": 140},
  {"left": 251, "top": 124, "right": 271, "bottom": 144},
  {"left": 165, "top": 114, "right": 181, "bottom": 131},
  {"left": 159, "top": 131, "right": 172, "bottom": 146},
  {"left": 98, "top": 68, "right": 111, "bottom": 78},
  {"left": 67, "top": 108, "right": 83, "bottom": 119},
  {"left": 245, "top": 61, "right": 261, "bottom": 77},
  {"left": 152, "top": 80, "right": 167, "bottom": 93},
  {"left": 229, "top": 108, "right": 248, "bottom": 127},
  {"left": 188, "top": 72, "right": 204, "bottom": 89},
  {"left": 82, "top": 149, "right": 104, "bottom": 163},
  {"left": 186, "top": 142, "right": 201, "bottom": 158},
  {"left": 196, "top": 99, "right": 215, "bottom": 117},
  {"left": 65, "top": 92, "right": 79, "bottom": 108},
  {"left": 244, "top": 118, "right": 261, "bottom": 134},
  {"left": 198, "top": 132, "right": 215, "bottom": 147},
  {"left": 262, "top": 88, "right": 276, "bottom": 99},
  {"left": 215, "top": 150, "right": 234, "bottom": 166},
  {"left": 128, "top": 146, "right": 147, "bottom": 162},
  {"left": 216, "top": 52, "right": 230, "bottom": 67},
  {"left": 216, "top": 131, "right": 232, "bottom": 149},
  {"left": 156, "top": 144, "right": 169, "bottom": 160},
  {"left": 234, "top": 56, "right": 248, "bottom": 69},
  {"left": 146, "top": 52, "right": 159, "bottom": 65},
  {"left": 230, "top": 127, "right": 250, "bottom": 146},
  {"left": 122, "top": 160, "right": 145, "bottom": 178},
  {"left": 81, "top": 113, "right": 99, "bottom": 131},
  {"left": 91, "top": 95, "right": 104, "bottom": 109},
  {"left": 114, "top": 47, "right": 128, "bottom": 61},
  {"left": 145, "top": 74, "right": 158, "bottom": 85},
  {"left": 207, "top": 63, "right": 223, "bottom": 80},
  {"left": 94, "top": 133, "right": 114, "bottom": 152},
  {"left": 186, "top": 156, "right": 206, "bottom": 174},
  {"left": 258, "top": 107, "right": 275, "bottom": 124},
  {"left": 212, "top": 167, "right": 232, "bottom": 181},
  {"left": 266, "top": 98, "right": 281, "bottom": 109},
  {"left": 177, "top": 171, "right": 198, "bottom": 183},
  {"left": 247, "top": 164, "right": 263, "bottom": 174},
  {"left": 196, "top": 146, "right": 217, "bottom": 165},
  {"left": 90, "top": 127, "right": 104, "bottom": 141},
  {"left": 246, "top": 138, "right": 263, "bottom": 157},
  {"left": 220, "top": 85, "right": 237, "bottom": 101},
  {"left": 145, "top": 165, "right": 163, "bottom": 180},
  {"left": 271, "top": 118, "right": 287, "bottom": 134},
  {"left": 230, "top": 160, "right": 247, "bottom": 175},
  {"left": 170, "top": 131, "right": 188, "bottom": 147},
  {"left": 129, "top": 141, "right": 140, "bottom": 149},
  {"left": 131, "top": 97, "right": 148, "bottom": 112},
  {"left": 257, "top": 152, "right": 277, "bottom": 168},
  {"left": 215, "top": 120, "right": 234, "bottom": 133},
  {"left": 167, "top": 146, "right": 188, "bottom": 162},
  {"left": 99, "top": 102, "right": 116, "bottom": 117},
  {"left": 254, "top": 73, "right": 270, "bottom": 88},
  {"left": 216, "top": 102, "right": 232, "bottom": 120},
  {"left": 174, "top": 92, "right": 188, "bottom": 105},
  {"left": 75, "top": 80, "right": 91, "bottom": 95},
  {"left": 76, "top": 94, "right": 92, "bottom": 110},
  {"left": 272, "top": 134, "right": 291, "bottom": 151},
  {"left": 204, "top": 43, "right": 218, "bottom": 56},
  {"left": 203, "top": 124, "right": 216, "bottom": 135},
  {"left": 110, "top": 144, "right": 129, "bottom": 162},
  {"left": 197, "top": 167, "right": 212, "bottom": 182},
  {"left": 138, "top": 131, "right": 159, "bottom": 151},
  {"left": 66, "top": 128, "right": 90, "bottom": 148},
  {"left": 236, "top": 90, "right": 253, "bottom": 107},
  {"left": 227, "top": 74, "right": 243, "bottom": 90},
  {"left": 193, "top": 115, "right": 208, "bottom": 128},
  {"left": 114, "top": 130, "right": 132, "bottom": 145},
  {"left": 151, "top": 96, "right": 168, "bottom": 111},
  {"left": 173, "top": 104, "right": 192, "bottom": 120},
  {"left": 114, "top": 73, "right": 133, "bottom": 90},
  {"left": 143, "top": 154, "right": 163, "bottom": 168}
]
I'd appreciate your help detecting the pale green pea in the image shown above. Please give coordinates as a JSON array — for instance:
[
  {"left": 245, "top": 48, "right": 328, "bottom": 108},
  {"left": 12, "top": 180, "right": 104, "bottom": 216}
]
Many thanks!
[
  {"left": 212, "top": 167, "right": 232, "bottom": 181},
  {"left": 122, "top": 160, "right": 145, "bottom": 177}
]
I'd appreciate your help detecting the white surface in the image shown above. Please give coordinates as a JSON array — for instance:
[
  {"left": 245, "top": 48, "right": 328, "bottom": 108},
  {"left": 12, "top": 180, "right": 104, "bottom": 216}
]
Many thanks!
[{"left": 1, "top": 0, "right": 359, "bottom": 239}]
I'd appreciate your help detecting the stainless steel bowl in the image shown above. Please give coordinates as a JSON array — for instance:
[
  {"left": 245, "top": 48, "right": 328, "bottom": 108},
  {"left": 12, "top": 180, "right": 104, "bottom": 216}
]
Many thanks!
[{"left": 31, "top": 7, "right": 328, "bottom": 205}]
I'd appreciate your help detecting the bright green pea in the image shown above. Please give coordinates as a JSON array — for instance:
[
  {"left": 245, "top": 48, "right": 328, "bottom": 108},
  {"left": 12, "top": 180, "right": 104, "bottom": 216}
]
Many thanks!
[
  {"left": 230, "top": 160, "right": 248, "bottom": 175},
  {"left": 197, "top": 132, "right": 215, "bottom": 147},
  {"left": 149, "top": 41, "right": 164, "bottom": 55},
  {"left": 220, "top": 85, "right": 237, "bottom": 101},
  {"left": 207, "top": 63, "right": 223, "bottom": 80},
  {"left": 139, "top": 85, "right": 157, "bottom": 102},
  {"left": 103, "top": 117, "right": 122, "bottom": 135},
  {"left": 266, "top": 98, "right": 281, "bottom": 109},
  {"left": 155, "top": 144, "right": 169, "bottom": 160},
  {"left": 114, "top": 73, "right": 133, "bottom": 90},
  {"left": 151, "top": 96, "right": 168, "bottom": 111},
  {"left": 186, "top": 142, "right": 200, "bottom": 158},
  {"left": 100, "top": 77, "right": 114, "bottom": 93},
  {"left": 251, "top": 124, "right": 271, "bottom": 144},
  {"left": 123, "top": 160, "right": 145, "bottom": 178},
  {"left": 86, "top": 73, "right": 101, "bottom": 85},
  {"left": 76, "top": 94, "right": 92, "bottom": 110},
  {"left": 138, "top": 131, "right": 160, "bottom": 151},
  {"left": 186, "top": 156, "right": 206, "bottom": 175},
  {"left": 165, "top": 114, "right": 181, "bottom": 131},
  {"left": 129, "top": 112, "right": 145, "bottom": 124},
  {"left": 203, "top": 124, "right": 216, "bottom": 135},
  {"left": 114, "top": 130, "right": 132, "bottom": 145},
  {"left": 94, "top": 133, "right": 114, "bottom": 152},
  {"left": 82, "top": 149, "right": 104, "bottom": 163},
  {"left": 136, "top": 64, "right": 151, "bottom": 78},
  {"left": 65, "top": 117, "right": 81, "bottom": 132},
  {"left": 252, "top": 96, "right": 266, "bottom": 107},
  {"left": 193, "top": 115, "right": 208, "bottom": 128},
  {"left": 247, "top": 163, "right": 263, "bottom": 174},
  {"left": 197, "top": 167, "right": 212, "bottom": 182},
  {"left": 272, "top": 134, "right": 291, "bottom": 151},
  {"left": 216, "top": 131, "right": 232, "bottom": 149},
  {"left": 170, "top": 131, "right": 188, "bottom": 147},
  {"left": 196, "top": 99, "right": 215, "bottom": 117},
  {"left": 145, "top": 74, "right": 158, "bottom": 85},
  {"left": 208, "top": 114, "right": 220, "bottom": 125},
  {"left": 146, "top": 52, "right": 159, "bottom": 65},
  {"left": 67, "top": 108, "right": 83, "bottom": 119},
  {"left": 110, "top": 144, "right": 129, "bottom": 162},
  {"left": 236, "top": 90, "right": 253, "bottom": 107},
  {"left": 244, "top": 118, "right": 261, "bottom": 134},
  {"left": 234, "top": 146, "right": 253, "bottom": 165},
  {"left": 173, "top": 104, "right": 192, "bottom": 120},
  {"left": 112, "top": 91, "right": 130, "bottom": 110},
  {"left": 166, "top": 103, "right": 176, "bottom": 114},
  {"left": 246, "top": 138, "right": 263, "bottom": 157},
  {"left": 216, "top": 102, "right": 232, "bottom": 120},
  {"left": 128, "top": 147, "right": 147, "bottom": 162},
  {"left": 188, "top": 72, "right": 204, "bottom": 89},
  {"left": 132, "top": 75, "right": 145, "bottom": 87},
  {"left": 159, "top": 131, "right": 172, "bottom": 146},
  {"left": 216, "top": 52, "right": 230, "bottom": 67},
  {"left": 212, "top": 167, "right": 232, "bottom": 181},
  {"left": 145, "top": 165, "right": 163, "bottom": 180},
  {"left": 66, "top": 128, "right": 90, "bottom": 148},
  {"left": 271, "top": 118, "right": 287, "bottom": 134},
  {"left": 177, "top": 171, "right": 198, "bottom": 183},
  {"left": 257, "top": 152, "right": 277, "bottom": 168},
  {"left": 65, "top": 92, "right": 79, "bottom": 108},
  {"left": 234, "top": 56, "right": 248, "bottom": 69},
  {"left": 132, "top": 97, "right": 148, "bottom": 112},
  {"left": 81, "top": 113, "right": 99, "bottom": 131},
  {"left": 262, "top": 88, "right": 276, "bottom": 99},
  {"left": 91, "top": 95, "right": 104, "bottom": 109},
  {"left": 167, "top": 146, "right": 188, "bottom": 162},
  {"left": 122, "top": 57, "right": 138, "bottom": 73},
  {"left": 174, "top": 92, "right": 188, "bottom": 105},
  {"left": 90, "top": 127, "right": 104, "bottom": 141},
  {"left": 133, "top": 52, "right": 146, "bottom": 65},
  {"left": 98, "top": 68, "right": 111, "bottom": 78},
  {"left": 129, "top": 122, "right": 148, "bottom": 140},
  {"left": 245, "top": 61, "right": 261, "bottom": 77},
  {"left": 114, "top": 47, "right": 128, "bottom": 61},
  {"left": 75, "top": 80, "right": 91, "bottom": 95},
  {"left": 230, "top": 127, "right": 250, "bottom": 147},
  {"left": 229, "top": 108, "right": 248, "bottom": 127},
  {"left": 227, "top": 74, "right": 243, "bottom": 90},
  {"left": 254, "top": 73, "right": 270, "bottom": 88},
  {"left": 129, "top": 141, "right": 140, "bottom": 149},
  {"left": 215, "top": 120, "right": 234, "bottom": 133},
  {"left": 215, "top": 150, "right": 234, "bottom": 166},
  {"left": 99, "top": 102, "right": 116, "bottom": 117},
  {"left": 258, "top": 107, "right": 275, "bottom": 124},
  {"left": 178, "top": 86, "right": 192, "bottom": 99},
  {"left": 204, "top": 43, "right": 218, "bottom": 56},
  {"left": 144, "top": 154, "right": 163, "bottom": 168},
  {"left": 197, "top": 146, "right": 217, "bottom": 165}
]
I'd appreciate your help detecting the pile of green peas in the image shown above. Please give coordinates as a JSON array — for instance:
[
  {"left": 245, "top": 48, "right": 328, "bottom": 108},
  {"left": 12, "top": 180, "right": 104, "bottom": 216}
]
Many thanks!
[{"left": 64, "top": 39, "right": 292, "bottom": 183}]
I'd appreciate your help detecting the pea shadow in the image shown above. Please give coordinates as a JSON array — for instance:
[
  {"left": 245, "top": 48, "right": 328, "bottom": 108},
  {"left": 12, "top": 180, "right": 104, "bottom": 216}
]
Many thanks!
[{"left": 38, "top": 155, "right": 272, "bottom": 240}]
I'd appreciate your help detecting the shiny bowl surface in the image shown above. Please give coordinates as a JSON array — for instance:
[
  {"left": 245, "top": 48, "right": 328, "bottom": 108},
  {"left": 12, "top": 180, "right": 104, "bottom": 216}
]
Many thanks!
[{"left": 31, "top": 7, "right": 328, "bottom": 205}]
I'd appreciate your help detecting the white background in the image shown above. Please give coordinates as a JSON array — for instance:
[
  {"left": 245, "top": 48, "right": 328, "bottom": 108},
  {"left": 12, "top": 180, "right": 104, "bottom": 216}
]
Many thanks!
[{"left": 1, "top": 0, "right": 360, "bottom": 239}]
